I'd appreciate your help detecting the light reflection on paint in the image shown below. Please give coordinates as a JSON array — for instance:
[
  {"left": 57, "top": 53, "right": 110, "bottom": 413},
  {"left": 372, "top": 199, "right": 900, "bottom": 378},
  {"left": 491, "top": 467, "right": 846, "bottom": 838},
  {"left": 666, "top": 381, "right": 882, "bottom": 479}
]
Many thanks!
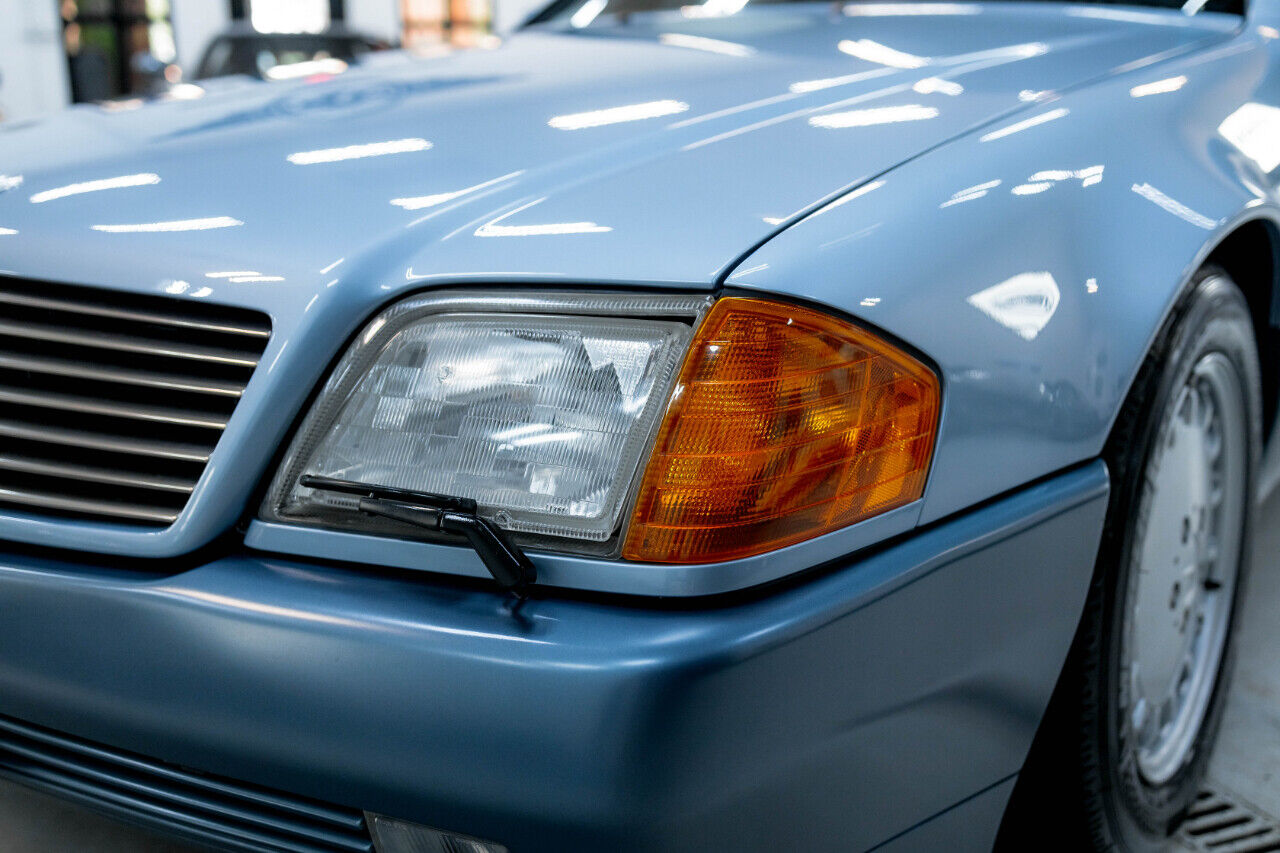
[
  {"left": 391, "top": 171, "right": 524, "bottom": 211},
  {"left": 100, "top": 98, "right": 144, "bottom": 112},
  {"left": 843, "top": 2, "right": 981, "bottom": 14},
  {"left": 789, "top": 70, "right": 888, "bottom": 94},
  {"left": 264, "top": 58, "right": 348, "bottom": 80},
  {"left": 206, "top": 270, "right": 286, "bottom": 283},
  {"left": 1219, "top": 102, "right": 1280, "bottom": 172},
  {"left": 809, "top": 104, "right": 938, "bottom": 129},
  {"left": 980, "top": 108, "right": 1068, "bottom": 142},
  {"left": 477, "top": 221, "right": 613, "bottom": 237},
  {"left": 812, "top": 179, "right": 886, "bottom": 215},
  {"left": 29, "top": 173, "right": 160, "bottom": 204},
  {"left": 570, "top": 0, "right": 607, "bottom": 26},
  {"left": 1027, "top": 165, "right": 1104, "bottom": 187},
  {"left": 681, "top": 0, "right": 748, "bottom": 18},
  {"left": 1066, "top": 5, "right": 1180, "bottom": 24},
  {"left": 474, "top": 200, "right": 611, "bottom": 237},
  {"left": 838, "top": 38, "right": 928, "bottom": 68},
  {"left": 658, "top": 33, "right": 754, "bottom": 56},
  {"left": 1131, "top": 183, "right": 1217, "bottom": 229},
  {"left": 164, "top": 83, "right": 206, "bottom": 100},
  {"left": 287, "top": 138, "right": 432, "bottom": 165},
  {"left": 940, "top": 179, "right": 1001, "bottom": 208},
  {"left": 92, "top": 216, "right": 243, "bottom": 233},
  {"left": 152, "top": 587, "right": 370, "bottom": 630},
  {"left": 549, "top": 99, "right": 689, "bottom": 129},
  {"left": 968, "top": 272, "right": 1061, "bottom": 341},
  {"left": 1129, "top": 76, "right": 1187, "bottom": 98},
  {"left": 913, "top": 77, "right": 963, "bottom": 96},
  {"left": 1006, "top": 166, "right": 1103, "bottom": 197}
]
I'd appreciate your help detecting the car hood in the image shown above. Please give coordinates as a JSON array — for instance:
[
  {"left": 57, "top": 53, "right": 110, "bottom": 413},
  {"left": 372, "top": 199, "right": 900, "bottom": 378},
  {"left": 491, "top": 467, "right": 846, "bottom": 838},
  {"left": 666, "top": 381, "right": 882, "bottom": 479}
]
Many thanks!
[{"left": 0, "top": 2, "right": 1235, "bottom": 314}]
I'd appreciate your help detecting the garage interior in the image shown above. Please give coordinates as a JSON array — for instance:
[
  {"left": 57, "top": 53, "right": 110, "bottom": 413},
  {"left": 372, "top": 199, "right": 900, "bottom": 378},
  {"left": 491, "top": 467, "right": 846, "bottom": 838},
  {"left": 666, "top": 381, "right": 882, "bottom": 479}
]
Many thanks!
[{"left": 1, "top": 1, "right": 1279, "bottom": 850}]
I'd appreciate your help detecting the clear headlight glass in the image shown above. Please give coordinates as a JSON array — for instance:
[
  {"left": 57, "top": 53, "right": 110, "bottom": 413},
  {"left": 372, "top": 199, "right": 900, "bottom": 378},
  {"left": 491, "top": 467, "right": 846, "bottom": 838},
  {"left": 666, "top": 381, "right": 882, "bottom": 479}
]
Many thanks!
[{"left": 263, "top": 292, "right": 710, "bottom": 546}]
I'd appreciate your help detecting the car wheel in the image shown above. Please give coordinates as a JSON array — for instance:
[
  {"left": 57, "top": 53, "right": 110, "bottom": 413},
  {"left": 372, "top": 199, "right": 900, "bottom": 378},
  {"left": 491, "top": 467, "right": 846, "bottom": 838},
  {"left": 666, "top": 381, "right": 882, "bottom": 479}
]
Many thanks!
[{"left": 998, "top": 267, "right": 1261, "bottom": 852}]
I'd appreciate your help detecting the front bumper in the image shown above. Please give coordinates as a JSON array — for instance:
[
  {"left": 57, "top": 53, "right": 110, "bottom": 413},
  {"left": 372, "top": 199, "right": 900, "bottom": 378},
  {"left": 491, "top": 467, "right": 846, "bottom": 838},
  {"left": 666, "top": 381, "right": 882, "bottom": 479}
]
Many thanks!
[{"left": 0, "top": 462, "right": 1108, "bottom": 853}]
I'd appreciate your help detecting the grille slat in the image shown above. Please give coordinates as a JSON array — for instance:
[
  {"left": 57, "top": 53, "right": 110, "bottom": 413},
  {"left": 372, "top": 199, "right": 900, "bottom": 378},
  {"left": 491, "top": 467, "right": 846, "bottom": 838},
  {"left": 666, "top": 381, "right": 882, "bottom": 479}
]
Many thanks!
[
  {"left": 0, "top": 289, "right": 271, "bottom": 340},
  {"left": 0, "top": 352, "right": 246, "bottom": 398},
  {"left": 0, "top": 420, "right": 211, "bottom": 462},
  {"left": 0, "top": 715, "right": 373, "bottom": 853},
  {"left": 0, "top": 716, "right": 364, "bottom": 832},
  {"left": 1, "top": 748, "right": 366, "bottom": 852},
  {"left": 0, "top": 454, "right": 196, "bottom": 494},
  {"left": 0, "top": 320, "right": 262, "bottom": 368},
  {"left": 0, "top": 386, "right": 229, "bottom": 430},
  {"left": 0, "top": 277, "right": 268, "bottom": 527},
  {"left": 0, "top": 486, "right": 181, "bottom": 524}
]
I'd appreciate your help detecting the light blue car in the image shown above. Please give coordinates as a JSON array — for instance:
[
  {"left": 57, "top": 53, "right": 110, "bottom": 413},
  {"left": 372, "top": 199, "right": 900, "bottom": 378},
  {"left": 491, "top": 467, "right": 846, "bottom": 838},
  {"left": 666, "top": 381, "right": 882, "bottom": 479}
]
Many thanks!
[{"left": 0, "top": 0, "right": 1276, "bottom": 850}]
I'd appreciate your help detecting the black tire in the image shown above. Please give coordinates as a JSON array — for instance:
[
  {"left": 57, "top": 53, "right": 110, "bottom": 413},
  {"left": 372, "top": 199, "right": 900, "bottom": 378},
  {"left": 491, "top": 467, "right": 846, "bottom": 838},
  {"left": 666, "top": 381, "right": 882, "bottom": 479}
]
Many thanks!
[{"left": 997, "top": 268, "right": 1262, "bottom": 852}]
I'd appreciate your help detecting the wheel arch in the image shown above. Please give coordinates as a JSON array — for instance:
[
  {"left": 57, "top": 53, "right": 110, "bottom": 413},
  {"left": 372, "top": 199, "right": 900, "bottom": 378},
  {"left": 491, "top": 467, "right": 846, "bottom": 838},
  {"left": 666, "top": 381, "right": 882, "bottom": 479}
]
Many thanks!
[{"left": 1203, "top": 217, "right": 1280, "bottom": 449}]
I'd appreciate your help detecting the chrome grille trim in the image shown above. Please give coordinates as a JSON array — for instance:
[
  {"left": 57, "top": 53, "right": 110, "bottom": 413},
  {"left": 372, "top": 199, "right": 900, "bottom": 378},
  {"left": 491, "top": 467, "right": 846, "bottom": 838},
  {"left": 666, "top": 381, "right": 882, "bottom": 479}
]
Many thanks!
[
  {"left": 0, "top": 420, "right": 211, "bottom": 462},
  {"left": 0, "top": 352, "right": 245, "bottom": 398},
  {"left": 0, "top": 387, "right": 230, "bottom": 430},
  {"left": 0, "top": 487, "right": 181, "bottom": 525},
  {"left": 0, "top": 276, "right": 269, "bottom": 527},
  {"left": 0, "top": 320, "right": 262, "bottom": 367},
  {"left": 0, "top": 455, "right": 196, "bottom": 494},
  {"left": 0, "top": 290, "right": 272, "bottom": 340}
]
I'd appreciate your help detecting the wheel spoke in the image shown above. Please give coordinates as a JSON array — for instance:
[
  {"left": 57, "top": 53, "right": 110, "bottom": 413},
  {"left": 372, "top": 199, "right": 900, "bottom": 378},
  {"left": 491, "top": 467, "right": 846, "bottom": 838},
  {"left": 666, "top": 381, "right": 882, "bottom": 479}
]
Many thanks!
[{"left": 1121, "top": 351, "right": 1246, "bottom": 786}]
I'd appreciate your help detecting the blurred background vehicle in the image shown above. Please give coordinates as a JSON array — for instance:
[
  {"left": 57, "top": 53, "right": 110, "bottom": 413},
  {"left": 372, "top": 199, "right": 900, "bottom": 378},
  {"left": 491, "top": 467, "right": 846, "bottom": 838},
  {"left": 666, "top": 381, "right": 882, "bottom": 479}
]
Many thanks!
[
  {"left": 0, "top": 0, "right": 544, "bottom": 122},
  {"left": 191, "top": 23, "right": 389, "bottom": 81}
]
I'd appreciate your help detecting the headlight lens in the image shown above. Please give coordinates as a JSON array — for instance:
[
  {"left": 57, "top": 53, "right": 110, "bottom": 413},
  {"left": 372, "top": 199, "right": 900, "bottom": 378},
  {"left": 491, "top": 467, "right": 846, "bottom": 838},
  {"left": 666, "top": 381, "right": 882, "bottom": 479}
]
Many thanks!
[{"left": 263, "top": 292, "right": 709, "bottom": 545}]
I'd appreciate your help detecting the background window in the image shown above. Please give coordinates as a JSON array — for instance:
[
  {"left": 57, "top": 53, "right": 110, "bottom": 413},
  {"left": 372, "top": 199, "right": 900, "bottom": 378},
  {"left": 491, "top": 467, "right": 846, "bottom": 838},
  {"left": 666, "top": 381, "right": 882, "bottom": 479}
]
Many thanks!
[{"left": 62, "top": 0, "right": 177, "bottom": 102}]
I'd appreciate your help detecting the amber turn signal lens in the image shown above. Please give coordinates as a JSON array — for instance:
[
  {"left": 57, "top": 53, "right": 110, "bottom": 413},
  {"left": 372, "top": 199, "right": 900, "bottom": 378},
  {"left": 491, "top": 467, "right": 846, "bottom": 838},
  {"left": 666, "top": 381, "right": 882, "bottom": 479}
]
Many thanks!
[{"left": 622, "top": 297, "right": 939, "bottom": 564}]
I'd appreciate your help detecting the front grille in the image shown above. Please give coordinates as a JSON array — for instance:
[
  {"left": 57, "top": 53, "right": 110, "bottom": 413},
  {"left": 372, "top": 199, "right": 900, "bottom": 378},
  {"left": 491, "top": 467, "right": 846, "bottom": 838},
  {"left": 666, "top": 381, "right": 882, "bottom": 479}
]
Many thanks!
[
  {"left": 0, "top": 714, "right": 374, "bottom": 853},
  {"left": 0, "top": 276, "right": 270, "bottom": 527}
]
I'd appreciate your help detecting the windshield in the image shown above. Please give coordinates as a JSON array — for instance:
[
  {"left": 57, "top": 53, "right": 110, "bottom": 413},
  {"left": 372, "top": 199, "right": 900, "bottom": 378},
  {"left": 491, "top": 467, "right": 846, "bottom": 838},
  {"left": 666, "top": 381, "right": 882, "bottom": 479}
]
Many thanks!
[{"left": 529, "top": 0, "right": 1242, "bottom": 27}]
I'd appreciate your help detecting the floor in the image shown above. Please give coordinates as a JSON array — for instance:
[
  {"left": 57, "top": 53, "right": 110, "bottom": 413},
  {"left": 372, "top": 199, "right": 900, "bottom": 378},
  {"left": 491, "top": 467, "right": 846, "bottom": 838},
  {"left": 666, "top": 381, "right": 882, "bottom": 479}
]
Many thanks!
[
  {"left": 1178, "top": 489, "right": 1280, "bottom": 850},
  {"left": 0, "top": 497, "right": 1276, "bottom": 852}
]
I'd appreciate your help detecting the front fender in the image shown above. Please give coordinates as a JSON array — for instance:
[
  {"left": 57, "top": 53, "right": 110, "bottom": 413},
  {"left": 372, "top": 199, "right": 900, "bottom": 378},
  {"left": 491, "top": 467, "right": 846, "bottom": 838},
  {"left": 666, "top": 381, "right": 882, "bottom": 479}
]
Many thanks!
[{"left": 728, "top": 25, "right": 1280, "bottom": 524}]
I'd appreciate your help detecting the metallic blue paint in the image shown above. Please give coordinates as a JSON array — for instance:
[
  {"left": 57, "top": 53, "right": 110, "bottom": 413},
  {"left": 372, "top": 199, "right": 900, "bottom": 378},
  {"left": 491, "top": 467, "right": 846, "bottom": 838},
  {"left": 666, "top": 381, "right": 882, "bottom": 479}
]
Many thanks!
[
  {"left": 0, "top": 463, "right": 1107, "bottom": 852},
  {"left": 0, "top": 0, "right": 1273, "bottom": 846},
  {"left": 0, "top": 1, "right": 1248, "bottom": 565},
  {"left": 728, "top": 15, "right": 1280, "bottom": 525}
]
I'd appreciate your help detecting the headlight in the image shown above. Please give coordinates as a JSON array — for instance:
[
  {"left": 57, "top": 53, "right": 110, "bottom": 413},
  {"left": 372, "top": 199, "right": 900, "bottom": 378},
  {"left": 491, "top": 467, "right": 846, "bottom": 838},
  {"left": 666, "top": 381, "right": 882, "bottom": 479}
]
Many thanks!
[
  {"left": 263, "top": 292, "right": 710, "bottom": 547},
  {"left": 263, "top": 290, "right": 939, "bottom": 566}
]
